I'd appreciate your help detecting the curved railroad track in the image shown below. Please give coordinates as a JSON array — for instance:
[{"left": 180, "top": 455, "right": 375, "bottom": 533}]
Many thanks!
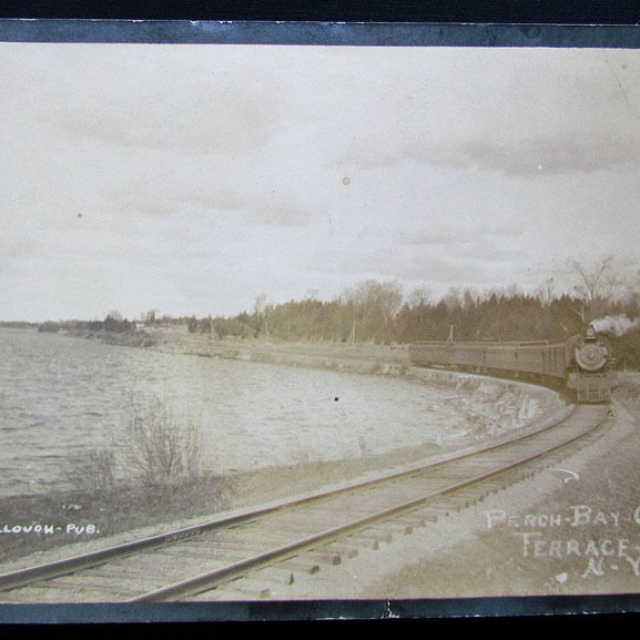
[{"left": 0, "top": 402, "right": 610, "bottom": 603}]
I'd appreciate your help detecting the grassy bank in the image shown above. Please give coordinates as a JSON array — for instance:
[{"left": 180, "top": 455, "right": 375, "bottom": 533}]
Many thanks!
[
  {"left": 0, "top": 443, "right": 443, "bottom": 566},
  {"left": 0, "top": 475, "right": 234, "bottom": 563}
]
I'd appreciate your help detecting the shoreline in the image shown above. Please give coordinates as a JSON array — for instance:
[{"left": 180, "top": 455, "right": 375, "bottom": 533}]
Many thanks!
[
  {"left": 0, "top": 402, "right": 570, "bottom": 577},
  {"left": 0, "top": 325, "right": 581, "bottom": 582},
  {"left": 0, "top": 391, "right": 573, "bottom": 575}
]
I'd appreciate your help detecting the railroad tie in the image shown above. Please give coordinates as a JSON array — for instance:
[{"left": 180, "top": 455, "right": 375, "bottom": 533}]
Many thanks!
[
  {"left": 349, "top": 529, "right": 393, "bottom": 549},
  {"left": 387, "top": 516, "right": 424, "bottom": 535},
  {"left": 253, "top": 565, "right": 297, "bottom": 586},
  {"left": 279, "top": 556, "right": 322, "bottom": 574},
  {"left": 304, "top": 550, "right": 343, "bottom": 566},
  {"left": 216, "top": 577, "right": 272, "bottom": 600},
  {"left": 319, "top": 542, "right": 360, "bottom": 559}
]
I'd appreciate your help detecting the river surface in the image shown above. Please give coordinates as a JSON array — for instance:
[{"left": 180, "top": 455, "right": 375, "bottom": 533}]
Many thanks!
[{"left": 0, "top": 328, "right": 506, "bottom": 498}]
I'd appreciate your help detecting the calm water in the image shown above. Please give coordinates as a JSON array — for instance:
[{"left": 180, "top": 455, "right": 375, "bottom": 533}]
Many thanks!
[{"left": 0, "top": 328, "right": 464, "bottom": 497}]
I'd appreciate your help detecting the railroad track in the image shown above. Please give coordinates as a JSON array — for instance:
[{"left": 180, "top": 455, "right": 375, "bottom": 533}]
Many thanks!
[{"left": 0, "top": 403, "right": 610, "bottom": 603}]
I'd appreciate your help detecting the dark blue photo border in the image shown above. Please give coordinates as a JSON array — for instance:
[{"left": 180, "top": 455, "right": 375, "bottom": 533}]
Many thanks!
[{"left": 0, "top": 20, "right": 639, "bottom": 48}]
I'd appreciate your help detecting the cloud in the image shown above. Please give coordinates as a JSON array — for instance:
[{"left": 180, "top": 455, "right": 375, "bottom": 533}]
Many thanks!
[
  {"left": 343, "top": 130, "right": 639, "bottom": 177},
  {"left": 242, "top": 200, "right": 321, "bottom": 227},
  {"left": 427, "top": 133, "right": 638, "bottom": 176},
  {"left": 6, "top": 44, "right": 285, "bottom": 159},
  {"left": 43, "top": 94, "right": 274, "bottom": 157},
  {"left": 304, "top": 231, "right": 524, "bottom": 292},
  {"left": 401, "top": 227, "right": 520, "bottom": 249},
  {"left": 329, "top": 49, "right": 640, "bottom": 178},
  {"left": 359, "top": 211, "right": 527, "bottom": 249}
]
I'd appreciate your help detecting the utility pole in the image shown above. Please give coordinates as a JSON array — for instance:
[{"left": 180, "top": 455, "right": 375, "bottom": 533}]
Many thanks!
[{"left": 447, "top": 324, "right": 455, "bottom": 343}]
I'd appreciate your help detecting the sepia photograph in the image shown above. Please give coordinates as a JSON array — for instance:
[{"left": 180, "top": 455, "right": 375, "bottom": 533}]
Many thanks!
[{"left": 1, "top": 26, "right": 640, "bottom": 614}]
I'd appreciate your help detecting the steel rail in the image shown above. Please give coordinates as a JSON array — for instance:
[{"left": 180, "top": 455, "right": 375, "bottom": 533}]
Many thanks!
[
  {"left": 0, "top": 404, "right": 577, "bottom": 594},
  {"left": 128, "top": 406, "right": 607, "bottom": 602}
]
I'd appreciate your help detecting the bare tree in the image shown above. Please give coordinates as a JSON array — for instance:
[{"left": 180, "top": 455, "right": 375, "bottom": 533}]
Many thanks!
[
  {"left": 568, "top": 256, "right": 614, "bottom": 303},
  {"left": 304, "top": 288, "right": 319, "bottom": 301},
  {"left": 567, "top": 255, "right": 616, "bottom": 321},
  {"left": 105, "top": 309, "right": 123, "bottom": 322},
  {"left": 624, "top": 268, "right": 640, "bottom": 311},
  {"left": 254, "top": 294, "right": 270, "bottom": 340},
  {"left": 253, "top": 293, "right": 267, "bottom": 316},
  {"left": 601, "top": 270, "right": 624, "bottom": 303},
  {"left": 351, "top": 279, "right": 404, "bottom": 326},
  {"left": 341, "top": 279, "right": 404, "bottom": 343},
  {"left": 536, "top": 277, "right": 556, "bottom": 307},
  {"left": 443, "top": 286, "right": 462, "bottom": 312},
  {"left": 408, "top": 285, "right": 431, "bottom": 309}
]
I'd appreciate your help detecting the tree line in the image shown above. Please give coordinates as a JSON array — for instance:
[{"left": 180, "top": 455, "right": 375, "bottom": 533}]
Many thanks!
[
  {"left": 182, "top": 258, "right": 640, "bottom": 368},
  {"left": 29, "top": 257, "right": 640, "bottom": 368}
]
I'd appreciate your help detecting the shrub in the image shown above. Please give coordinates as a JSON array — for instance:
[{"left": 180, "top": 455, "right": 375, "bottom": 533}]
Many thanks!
[
  {"left": 66, "top": 449, "right": 117, "bottom": 492},
  {"left": 124, "top": 397, "right": 203, "bottom": 485}
]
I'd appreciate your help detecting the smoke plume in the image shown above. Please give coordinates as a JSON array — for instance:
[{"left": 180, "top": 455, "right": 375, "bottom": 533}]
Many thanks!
[{"left": 591, "top": 314, "right": 640, "bottom": 337}]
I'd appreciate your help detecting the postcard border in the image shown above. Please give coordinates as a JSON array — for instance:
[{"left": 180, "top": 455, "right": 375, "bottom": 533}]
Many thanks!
[{"left": 0, "top": 18, "right": 639, "bottom": 624}]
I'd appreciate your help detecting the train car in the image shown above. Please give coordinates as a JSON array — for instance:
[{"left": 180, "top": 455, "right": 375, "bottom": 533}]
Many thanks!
[{"left": 408, "top": 329, "right": 611, "bottom": 403}]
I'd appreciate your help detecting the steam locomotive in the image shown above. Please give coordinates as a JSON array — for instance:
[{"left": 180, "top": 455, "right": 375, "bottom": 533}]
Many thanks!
[{"left": 408, "top": 326, "right": 611, "bottom": 403}]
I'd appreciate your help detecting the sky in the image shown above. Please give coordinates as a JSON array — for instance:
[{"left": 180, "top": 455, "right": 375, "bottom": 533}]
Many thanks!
[{"left": 1, "top": 43, "right": 639, "bottom": 322}]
